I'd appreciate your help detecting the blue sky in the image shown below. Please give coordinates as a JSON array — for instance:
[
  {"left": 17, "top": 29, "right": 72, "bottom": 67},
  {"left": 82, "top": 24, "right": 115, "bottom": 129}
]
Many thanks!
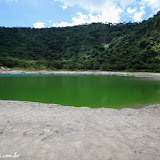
[{"left": 0, "top": 0, "right": 160, "bottom": 28}]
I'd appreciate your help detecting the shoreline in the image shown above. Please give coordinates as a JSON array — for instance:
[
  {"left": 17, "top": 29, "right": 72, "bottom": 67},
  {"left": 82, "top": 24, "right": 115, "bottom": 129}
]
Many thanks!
[
  {"left": 1, "top": 70, "right": 160, "bottom": 77},
  {"left": 0, "top": 100, "right": 160, "bottom": 160},
  {"left": 1, "top": 99, "right": 160, "bottom": 109}
]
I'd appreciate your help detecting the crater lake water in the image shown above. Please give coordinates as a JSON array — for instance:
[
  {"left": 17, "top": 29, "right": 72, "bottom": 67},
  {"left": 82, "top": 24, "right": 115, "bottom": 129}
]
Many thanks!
[{"left": 0, "top": 74, "right": 160, "bottom": 108}]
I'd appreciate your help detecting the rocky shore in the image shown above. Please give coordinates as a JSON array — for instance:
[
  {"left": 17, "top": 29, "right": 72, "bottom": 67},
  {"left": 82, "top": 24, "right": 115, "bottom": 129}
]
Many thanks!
[
  {"left": 0, "top": 100, "right": 160, "bottom": 160},
  {"left": 0, "top": 70, "right": 160, "bottom": 77}
]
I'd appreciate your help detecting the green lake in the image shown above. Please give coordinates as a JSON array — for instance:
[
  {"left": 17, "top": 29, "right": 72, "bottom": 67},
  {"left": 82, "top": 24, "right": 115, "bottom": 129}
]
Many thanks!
[{"left": 0, "top": 74, "right": 160, "bottom": 108}]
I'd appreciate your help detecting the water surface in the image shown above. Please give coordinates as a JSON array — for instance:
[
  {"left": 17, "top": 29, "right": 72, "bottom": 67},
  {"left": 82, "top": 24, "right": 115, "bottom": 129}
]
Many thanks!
[{"left": 0, "top": 74, "right": 160, "bottom": 108}]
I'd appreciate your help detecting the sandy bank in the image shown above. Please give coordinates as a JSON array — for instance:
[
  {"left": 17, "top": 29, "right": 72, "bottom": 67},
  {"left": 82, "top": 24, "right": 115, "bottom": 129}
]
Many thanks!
[
  {"left": 0, "top": 100, "right": 160, "bottom": 160},
  {"left": 0, "top": 70, "right": 160, "bottom": 77}
]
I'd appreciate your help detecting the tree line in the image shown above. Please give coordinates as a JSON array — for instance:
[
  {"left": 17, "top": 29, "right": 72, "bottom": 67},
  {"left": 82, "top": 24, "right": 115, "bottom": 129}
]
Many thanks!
[{"left": 0, "top": 11, "right": 160, "bottom": 72}]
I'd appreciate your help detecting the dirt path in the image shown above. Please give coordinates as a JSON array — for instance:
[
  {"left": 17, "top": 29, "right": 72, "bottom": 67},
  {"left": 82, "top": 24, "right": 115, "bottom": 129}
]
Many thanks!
[{"left": 0, "top": 100, "right": 160, "bottom": 160}]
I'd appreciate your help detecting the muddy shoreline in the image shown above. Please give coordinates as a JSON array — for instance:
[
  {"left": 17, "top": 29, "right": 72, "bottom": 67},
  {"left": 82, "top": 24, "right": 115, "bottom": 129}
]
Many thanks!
[
  {"left": 0, "top": 100, "right": 160, "bottom": 160},
  {"left": 0, "top": 70, "right": 160, "bottom": 77}
]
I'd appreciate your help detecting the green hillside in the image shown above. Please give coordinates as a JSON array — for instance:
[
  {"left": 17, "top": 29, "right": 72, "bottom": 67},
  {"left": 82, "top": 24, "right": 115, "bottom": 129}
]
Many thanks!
[{"left": 0, "top": 11, "right": 160, "bottom": 71}]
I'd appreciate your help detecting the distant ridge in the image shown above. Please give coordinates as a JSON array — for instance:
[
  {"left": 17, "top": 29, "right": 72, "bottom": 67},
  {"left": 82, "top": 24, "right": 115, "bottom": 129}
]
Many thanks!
[{"left": 0, "top": 11, "right": 160, "bottom": 72}]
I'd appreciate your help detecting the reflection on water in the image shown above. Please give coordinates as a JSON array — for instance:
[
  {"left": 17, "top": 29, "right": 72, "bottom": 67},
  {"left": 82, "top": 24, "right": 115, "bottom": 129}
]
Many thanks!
[{"left": 0, "top": 74, "right": 160, "bottom": 108}]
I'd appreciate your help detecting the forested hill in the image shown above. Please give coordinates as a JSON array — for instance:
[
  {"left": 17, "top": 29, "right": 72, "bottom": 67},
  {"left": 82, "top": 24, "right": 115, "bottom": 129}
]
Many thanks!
[{"left": 0, "top": 11, "right": 160, "bottom": 72}]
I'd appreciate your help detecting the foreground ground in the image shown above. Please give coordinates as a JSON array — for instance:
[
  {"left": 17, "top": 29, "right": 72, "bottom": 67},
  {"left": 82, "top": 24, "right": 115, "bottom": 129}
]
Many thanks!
[{"left": 0, "top": 100, "right": 160, "bottom": 160}]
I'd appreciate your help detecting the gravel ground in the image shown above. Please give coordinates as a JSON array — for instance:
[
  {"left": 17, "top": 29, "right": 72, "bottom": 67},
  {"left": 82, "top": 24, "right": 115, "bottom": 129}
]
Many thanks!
[
  {"left": 0, "top": 100, "right": 160, "bottom": 160},
  {"left": 1, "top": 70, "right": 160, "bottom": 77}
]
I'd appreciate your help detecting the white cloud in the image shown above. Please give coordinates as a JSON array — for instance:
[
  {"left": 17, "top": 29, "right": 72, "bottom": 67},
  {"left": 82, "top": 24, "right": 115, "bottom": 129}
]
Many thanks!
[
  {"left": 33, "top": 22, "right": 45, "bottom": 28},
  {"left": 53, "top": 8, "right": 122, "bottom": 27},
  {"left": 72, "top": 12, "right": 88, "bottom": 24},
  {"left": 53, "top": 21, "right": 73, "bottom": 27},
  {"left": 53, "top": 0, "right": 159, "bottom": 27},
  {"left": 62, "top": 5, "right": 67, "bottom": 9},
  {"left": 127, "top": 7, "right": 137, "bottom": 14},
  {"left": 53, "top": 12, "right": 89, "bottom": 27},
  {"left": 55, "top": 0, "right": 136, "bottom": 12},
  {"left": 55, "top": 0, "right": 107, "bottom": 12},
  {"left": 55, "top": 0, "right": 124, "bottom": 25},
  {"left": 133, "top": 6, "right": 145, "bottom": 22},
  {"left": 142, "top": 0, "right": 160, "bottom": 12},
  {"left": 53, "top": 1, "right": 123, "bottom": 27},
  {"left": 119, "top": 0, "right": 136, "bottom": 9}
]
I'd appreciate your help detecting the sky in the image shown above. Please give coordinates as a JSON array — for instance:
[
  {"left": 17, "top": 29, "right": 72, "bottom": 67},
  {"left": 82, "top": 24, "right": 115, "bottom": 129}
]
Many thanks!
[{"left": 0, "top": 0, "right": 160, "bottom": 28}]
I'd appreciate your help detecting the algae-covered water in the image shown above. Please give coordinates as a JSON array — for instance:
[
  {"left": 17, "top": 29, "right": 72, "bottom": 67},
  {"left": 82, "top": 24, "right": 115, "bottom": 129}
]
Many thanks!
[{"left": 0, "top": 74, "right": 160, "bottom": 108}]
